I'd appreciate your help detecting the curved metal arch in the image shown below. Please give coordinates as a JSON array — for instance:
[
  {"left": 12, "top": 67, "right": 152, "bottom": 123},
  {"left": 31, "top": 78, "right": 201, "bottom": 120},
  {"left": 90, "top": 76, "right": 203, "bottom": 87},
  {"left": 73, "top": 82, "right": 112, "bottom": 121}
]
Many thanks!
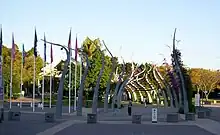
[
  {"left": 102, "top": 40, "right": 116, "bottom": 113},
  {"left": 92, "top": 45, "right": 105, "bottom": 114},
  {"left": 41, "top": 39, "right": 70, "bottom": 117}
]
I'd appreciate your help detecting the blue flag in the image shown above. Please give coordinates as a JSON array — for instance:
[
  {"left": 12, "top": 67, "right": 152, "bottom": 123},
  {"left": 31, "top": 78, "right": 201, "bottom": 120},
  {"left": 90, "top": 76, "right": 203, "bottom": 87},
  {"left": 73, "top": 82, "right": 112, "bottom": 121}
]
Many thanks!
[
  {"left": 22, "top": 44, "right": 26, "bottom": 65},
  {"left": 44, "top": 34, "right": 46, "bottom": 63},
  {"left": 34, "top": 28, "right": 37, "bottom": 57}
]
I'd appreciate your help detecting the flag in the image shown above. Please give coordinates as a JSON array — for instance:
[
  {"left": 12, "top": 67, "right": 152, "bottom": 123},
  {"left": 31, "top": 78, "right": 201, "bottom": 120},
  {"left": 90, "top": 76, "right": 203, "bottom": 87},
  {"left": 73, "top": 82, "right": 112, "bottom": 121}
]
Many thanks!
[
  {"left": 34, "top": 28, "right": 37, "bottom": 57},
  {"left": 68, "top": 29, "right": 72, "bottom": 56},
  {"left": 22, "top": 44, "right": 26, "bottom": 66},
  {"left": 44, "top": 34, "right": 46, "bottom": 63},
  {"left": 75, "top": 36, "right": 78, "bottom": 62},
  {"left": 0, "top": 27, "right": 2, "bottom": 56},
  {"left": 50, "top": 44, "right": 53, "bottom": 63},
  {"left": 11, "top": 33, "right": 15, "bottom": 61}
]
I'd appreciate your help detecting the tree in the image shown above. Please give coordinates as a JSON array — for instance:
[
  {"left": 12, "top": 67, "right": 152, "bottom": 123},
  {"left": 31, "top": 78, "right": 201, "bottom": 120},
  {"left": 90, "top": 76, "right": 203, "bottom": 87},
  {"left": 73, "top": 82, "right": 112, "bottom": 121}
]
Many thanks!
[
  {"left": 63, "top": 62, "right": 81, "bottom": 97},
  {"left": 82, "top": 37, "right": 100, "bottom": 57},
  {"left": 197, "top": 69, "right": 219, "bottom": 99},
  {"left": 22, "top": 47, "right": 43, "bottom": 95},
  {"left": 59, "top": 37, "right": 116, "bottom": 101},
  {"left": 190, "top": 68, "right": 203, "bottom": 92},
  {"left": 2, "top": 43, "right": 43, "bottom": 98},
  {"left": 83, "top": 39, "right": 113, "bottom": 99}
]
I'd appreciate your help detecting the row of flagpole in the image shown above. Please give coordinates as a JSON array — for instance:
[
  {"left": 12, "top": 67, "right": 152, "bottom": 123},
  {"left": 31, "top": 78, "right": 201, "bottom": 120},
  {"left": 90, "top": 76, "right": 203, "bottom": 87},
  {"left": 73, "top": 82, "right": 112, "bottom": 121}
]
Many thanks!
[
  {"left": 4, "top": 27, "right": 79, "bottom": 113},
  {"left": 74, "top": 35, "right": 78, "bottom": 112}
]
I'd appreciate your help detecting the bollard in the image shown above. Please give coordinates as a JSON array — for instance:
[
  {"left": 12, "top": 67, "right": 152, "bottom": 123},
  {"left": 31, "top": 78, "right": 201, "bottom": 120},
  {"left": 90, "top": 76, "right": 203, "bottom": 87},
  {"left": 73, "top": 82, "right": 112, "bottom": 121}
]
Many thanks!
[
  {"left": 8, "top": 111, "right": 21, "bottom": 121},
  {"left": 132, "top": 115, "right": 142, "bottom": 124},
  {"left": 205, "top": 110, "right": 211, "bottom": 118},
  {"left": 185, "top": 113, "right": 195, "bottom": 121},
  {"left": 166, "top": 113, "right": 179, "bottom": 123},
  {"left": 45, "top": 113, "right": 55, "bottom": 122},
  {"left": 151, "top": 108, "right": 157, "bottom": 123},
  {"left": 87, "top": 114, "right": 97, "bottom": 124},
  {"left": 0, "top": 108, "right": 4, "bottom": 123},
  {"left": 197, "top": 111, "right": 205, "bottom": 119}
]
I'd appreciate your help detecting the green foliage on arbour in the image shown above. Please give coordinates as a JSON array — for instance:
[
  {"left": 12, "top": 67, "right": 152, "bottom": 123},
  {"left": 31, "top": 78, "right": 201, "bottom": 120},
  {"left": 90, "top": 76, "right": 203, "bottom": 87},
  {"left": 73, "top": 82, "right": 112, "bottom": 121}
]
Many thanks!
[{"left": 81, "top": 37, "right": 117, "bottom": 99}]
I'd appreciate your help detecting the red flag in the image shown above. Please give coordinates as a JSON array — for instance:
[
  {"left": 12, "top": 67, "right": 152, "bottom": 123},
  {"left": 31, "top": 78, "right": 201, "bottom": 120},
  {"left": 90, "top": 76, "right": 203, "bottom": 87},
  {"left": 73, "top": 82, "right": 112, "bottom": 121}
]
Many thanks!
[
  {"left": 68, "top": 29, "right": 72, "bottom": 56},
  {"left": 11, "top": 33, "right": 15, "bottom": 61},
  {"left": 75, "top": 36, "right": 78, "bottom": 62},
  {"left": 50, "top": 43, "right": 53, "bottom": 63},
  {"left": 0, "top": 27, "right": 2, "bottom": 56}
]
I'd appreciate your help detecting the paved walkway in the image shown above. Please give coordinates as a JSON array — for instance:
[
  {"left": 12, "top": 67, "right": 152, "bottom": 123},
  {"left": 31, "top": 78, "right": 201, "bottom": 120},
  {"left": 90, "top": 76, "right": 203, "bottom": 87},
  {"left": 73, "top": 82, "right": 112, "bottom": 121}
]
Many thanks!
[
  {"left": 36, "top": 119, "right": 220, "bottom": 135},
  {"left": 55, "top": 124, "right": 215, "bottom": 135},
  {"left": 36, "top": 106, "right": 220, "bottom": 135},
  {"left": 0, "top": 113, "right": 65, "bottom": 135},
  {"left": 98, "top": 106, "right": 180, "bottom": 122},
  {"left": 2, "top": 105, "right": 220, "bottom": 135}
]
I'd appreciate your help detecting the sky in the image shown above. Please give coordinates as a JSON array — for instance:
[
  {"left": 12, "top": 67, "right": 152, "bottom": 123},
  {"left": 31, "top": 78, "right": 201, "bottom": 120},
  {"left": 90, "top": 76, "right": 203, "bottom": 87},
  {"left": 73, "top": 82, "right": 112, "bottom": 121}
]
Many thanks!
[{"left": 1, "top": 0, "right": 220, "bottom": 69}]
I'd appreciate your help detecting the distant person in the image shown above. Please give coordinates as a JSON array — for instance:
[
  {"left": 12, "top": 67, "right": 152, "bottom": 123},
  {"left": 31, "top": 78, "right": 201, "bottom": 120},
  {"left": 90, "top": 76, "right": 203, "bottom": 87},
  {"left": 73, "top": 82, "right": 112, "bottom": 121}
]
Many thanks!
[
  {"left": 128, "top": 100, "right": 132, "bottom": 116},
  {"left": 144, "top": 98, "right": 147, "bottom": 108}
]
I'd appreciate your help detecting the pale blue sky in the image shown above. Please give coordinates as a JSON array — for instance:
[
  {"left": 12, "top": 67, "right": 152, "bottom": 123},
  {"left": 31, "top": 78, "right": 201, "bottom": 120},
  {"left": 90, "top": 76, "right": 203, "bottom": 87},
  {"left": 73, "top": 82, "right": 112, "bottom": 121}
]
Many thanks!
[{"left": 1, "top": 0, "right": 220, "bottom": 69}]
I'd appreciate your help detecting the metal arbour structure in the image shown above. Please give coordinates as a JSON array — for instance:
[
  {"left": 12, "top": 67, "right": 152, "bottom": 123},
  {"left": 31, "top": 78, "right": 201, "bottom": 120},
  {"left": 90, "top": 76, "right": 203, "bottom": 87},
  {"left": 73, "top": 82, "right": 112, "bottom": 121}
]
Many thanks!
[
  {"left": 110, "top": 29, "right": 190, "bottom": 114},
  {"left": 41, "top": 28, "right": 190, "bottom": 116}
]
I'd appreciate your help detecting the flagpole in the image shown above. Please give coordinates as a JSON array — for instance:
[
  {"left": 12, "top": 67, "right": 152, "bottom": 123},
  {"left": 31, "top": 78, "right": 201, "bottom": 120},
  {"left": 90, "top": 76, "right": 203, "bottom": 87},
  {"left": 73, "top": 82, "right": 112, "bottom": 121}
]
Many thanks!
[
  {"left": 0, "top": 27, "right": 3, "bottom": 118},
  {"left": 74, "top": 59, "right": 77, "bottom": 111},
  {"left": 68, "top": 29, "right": 72, "bottom": 113},
  {"left": 68, "top": 54, "right": 71, "bottom": 113},
  {"left": 49, "top": 62, "right": 52, "bottom": 108},
  {"left": 9, "top": 33, "right": 14, "bottom": 109},
  {"left": 74, "top": 36, "right": 78, "bottom": 112},
  {"left": 42, "top": 34, "right": 46, "bottom": 110},
  {"left": 33, "top": 55, "right": 36, "bottom": 112},
  {"left": 9, "top": 52, "right": 13, "bottom": 109},
  {"left": 20, "top": 53, "right": 23, "bottom": 108},
  {"left": 42, "top": 63, "right": 45, "bottom": 110},
  {"left": 80, "top": 52, "right": 82, "bottom": 85}
]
